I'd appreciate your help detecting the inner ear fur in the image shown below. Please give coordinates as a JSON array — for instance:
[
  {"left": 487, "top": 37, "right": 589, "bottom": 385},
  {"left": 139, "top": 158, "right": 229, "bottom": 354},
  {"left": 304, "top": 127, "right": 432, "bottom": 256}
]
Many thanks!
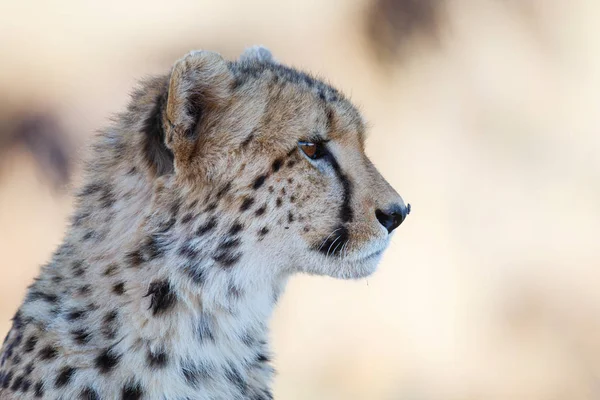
[
  {"left": 139, "top": 51, "right": 232, "bottom": 179},
  {"left": 164, "top": 50, "right": 233, "bottom": 167}
]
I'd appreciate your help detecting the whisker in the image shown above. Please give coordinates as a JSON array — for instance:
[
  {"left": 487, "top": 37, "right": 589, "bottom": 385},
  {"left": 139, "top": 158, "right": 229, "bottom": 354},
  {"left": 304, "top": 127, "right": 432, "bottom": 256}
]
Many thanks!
[
  {"left": 339, "top": 241, "right": 349, "bottom": 260},
  {"left": 326, "top": 235, "right": 340, "bottom": 259},
  {"left": 331, "top": 240, "right": 344, "bottom": 258},
  {"left": 318, "top": 228, "right": 343, "bottom": 253}
]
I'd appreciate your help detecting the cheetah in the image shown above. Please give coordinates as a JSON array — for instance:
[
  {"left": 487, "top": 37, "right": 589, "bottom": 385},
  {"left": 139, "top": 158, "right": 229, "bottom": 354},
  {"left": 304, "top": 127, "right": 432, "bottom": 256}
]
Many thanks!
[{"left": 0, "top": 46, "right": 410, "bottom": 399}]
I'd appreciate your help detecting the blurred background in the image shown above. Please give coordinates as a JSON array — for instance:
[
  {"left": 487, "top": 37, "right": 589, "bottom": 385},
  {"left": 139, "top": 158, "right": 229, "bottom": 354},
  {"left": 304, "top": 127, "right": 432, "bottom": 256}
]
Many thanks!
[{"left": 1, "top": 0, "right": 600, "bottom": 399}]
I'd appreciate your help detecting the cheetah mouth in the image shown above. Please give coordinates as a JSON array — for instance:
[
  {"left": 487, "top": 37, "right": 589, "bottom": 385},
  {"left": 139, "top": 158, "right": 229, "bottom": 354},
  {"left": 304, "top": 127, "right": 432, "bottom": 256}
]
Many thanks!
[
  {"left": 358, "top": 248, "right": 385, "bottom": 262},
  {"left": 346, "top": 245, "right": 387, "bottom": 264}
]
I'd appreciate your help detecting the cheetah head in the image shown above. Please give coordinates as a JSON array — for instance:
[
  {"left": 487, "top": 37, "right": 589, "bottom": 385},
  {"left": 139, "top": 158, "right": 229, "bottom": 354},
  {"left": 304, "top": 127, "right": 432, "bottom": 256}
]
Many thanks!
[{"left": 140, "top": 47, "right": 409, "bottom": 280}]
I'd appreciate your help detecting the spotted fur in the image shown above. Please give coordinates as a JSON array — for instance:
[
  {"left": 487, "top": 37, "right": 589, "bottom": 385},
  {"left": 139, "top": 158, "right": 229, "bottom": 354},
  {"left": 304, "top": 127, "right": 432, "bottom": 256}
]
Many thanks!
[{"left": 0, "top": 46, "right": 408, "bottom": 399}]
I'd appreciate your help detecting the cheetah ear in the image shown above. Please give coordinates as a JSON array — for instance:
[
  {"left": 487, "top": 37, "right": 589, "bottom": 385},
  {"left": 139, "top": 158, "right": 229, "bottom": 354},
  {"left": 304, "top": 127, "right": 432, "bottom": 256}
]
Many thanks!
[
  {"left": 164, "top": 50, "right": 233, "bottom": 167},
  {"left": 239, "top": 45, "right": 276, "bottom": 64}
]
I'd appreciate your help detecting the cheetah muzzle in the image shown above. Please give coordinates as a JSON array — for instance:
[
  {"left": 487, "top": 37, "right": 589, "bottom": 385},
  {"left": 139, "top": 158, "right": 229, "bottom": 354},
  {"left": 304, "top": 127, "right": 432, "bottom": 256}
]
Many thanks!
[{"left": 0, "top": 46, "right": 409, "bottom": 400}]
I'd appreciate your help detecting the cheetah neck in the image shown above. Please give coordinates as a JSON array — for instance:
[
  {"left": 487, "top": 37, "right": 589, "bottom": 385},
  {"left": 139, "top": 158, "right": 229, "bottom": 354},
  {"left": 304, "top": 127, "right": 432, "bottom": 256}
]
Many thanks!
[
  {"left": 51, "top": 154, "right": 287, "bottom": 392},
  {"left": 5, "top": 133, "right": 287, "bottom": 398}
]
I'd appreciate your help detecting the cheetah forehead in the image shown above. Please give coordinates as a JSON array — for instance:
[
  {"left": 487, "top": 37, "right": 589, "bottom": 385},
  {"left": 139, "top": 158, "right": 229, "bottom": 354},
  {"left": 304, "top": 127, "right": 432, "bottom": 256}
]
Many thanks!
[{"left": 239, "top": 45, "right": 276, "bottom": 64}]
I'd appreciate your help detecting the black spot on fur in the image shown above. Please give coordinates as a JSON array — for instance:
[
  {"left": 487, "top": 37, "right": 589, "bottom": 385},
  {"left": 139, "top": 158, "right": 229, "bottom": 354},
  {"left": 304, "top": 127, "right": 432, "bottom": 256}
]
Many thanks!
[
  {"left": 71, "top": 260, "right": 86, "bottom": 277},
  {"left": 66, "top": 308, "right": 87, "bottom": 321},
  {"left": 142, "top": 234, "right": 166, "bottom": 259},
  {"left": 255, "top": 390, "right": 274, "bottom": 400},
  {"left": 95, "top": 348, "right": 121, "bottom": 373},
  {"left": 125, "top": 249, "right": 144, "bottom": 268},
  {"left": 81, "top": 387, "right": 100, "bottom": 400},
  {"left": 55, "top": 366, "right": 75, "bottom": 387},
  {"left": 286, "top": 147, "right": 297, "bottom": 157},
  {"left": 23, "top": 362, "right": 34, "bottom": 375},
  {"left": 241, "top": 133, "right": 255, "bottom": 148},
  {"left": 157, "top": 217, "right": 176, "bottom": 235},
  {"left": 113, "top": 281, "right": 126, "bottom": 295},
  {"left": 78, "top": 284, "right": 92, "bottom": 296},
  {"left": 142, "top": 89, "right": 174, "bottom": 176},
  {"left": 73, "top": 329, "right": 94, "bottom": 348},
  {"left": 103, "top": 263, "right": 119, "bottom": 276},
  {"left": 272, "top": 158, "right": 283, "bottom": 172},
  {"left": 228, "top": 222, "right": 244, "bottom": 235},
  {"left": 257, "top": 353, "right": 271, "bottom": 363},
  {"left": 26, "top": 291, "right": 58, "bottom": 304},
  {"left": 276, "top": 197, "right": 283, "bottom": 207},
  {"left": 196, "top": 217, "right": 217, "bottom": 236},
  {"left": 181, "top": 263, "right": 205, "bottom": 286},
  {"left": 290, "top": 195, "right": 296, "bottom": 203},
  {"left": 98, "top": 187, "right": 116, "bottom": 209},
  {"left": 34, "top": 381, "right": 44, "bottom": 397},
  {"left": 204, "top": 202, "right": 217, "bottom": 212},
  {"left": 216, "top": 182, "right": 231, "bottom": 200},
  {"left": 224, "top": 362, "right": 247, "bottom": 394},
  {"left": 228, "top": 282, "right": 243, "bottom": 299},
  {"left": 71, "top": 211, "right": 90, "bottom": 226},
  {"left": 213, "top": 251, "right": 241, "bottom": 268},
  {"left": 145, "top": 279, "right": 177, "bottom": 316},
  {"left": 101, "top": 310, "right": 119, "bottom": 339},
  {"left": 181, "top": 213, "right": 194, "bottom": 225},
  {"left": 181, "top": 359, "right": 211, "bottom": 387},
  {"left": 39, "top": 345, "right": 58, "bottom": 360},
  {"left": 121, "top": 381, "right": 143, "bottom": 400},
  {"left": 80, "top": 182, "right": 103, "bottom": 197},
  {"left": 125, "top": 236, "right": 166, "bottom": 269},
  {"left": 10, "top": 374, "right": 23, "bottom": 391},
  {"left": 222, "top": 236, "right": 242, "bottom": 249},
  {"left": 170, "top": 198, "right": 182, "bottom": 218},
  {"left": 287, "top": 160, "right": 296, "bottom": 168},
  {"left": 22, "top": 378, "right": 31, "bottom": 392},
  {"left": 287, "top": 211, "right": 295, "bottom": 223},
  {"left": 241, "top": 332, "right": 256, "bottom": 347},
  {"left": 147, "top": 349, "right": 168, "bottom": 368},
  {"left": 255, "top": 205, "right": 267, "bottom": 216},
  {"left": 178, "top": 241, "right": 199, "bottom": 259},
  {"left": 259, "top": 227, "right": 269, "bottom": 236},
  {"left": 2, "top": 370, "right": 12, "bottom": 389},
  {"left": 82, "top": 230, "right": 96, "bottom": 241},
  {"left": 240, "top": 197, "right": 255, "bottom": 212},
  {"left": 23, "top": 335, "right": 37, "bottom": 353},
  {"left": 252, "top": 174, "right": 268, "bottom": 190},
  {"left": 196, "top": 315, "right": 215, "bottom": 342}
]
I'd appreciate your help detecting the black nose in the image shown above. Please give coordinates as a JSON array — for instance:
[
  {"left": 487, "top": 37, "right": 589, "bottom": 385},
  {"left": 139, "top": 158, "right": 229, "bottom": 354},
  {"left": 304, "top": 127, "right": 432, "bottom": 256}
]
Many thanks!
[{"left": 375, "top": 203, "right": 410, "bottom": 233}]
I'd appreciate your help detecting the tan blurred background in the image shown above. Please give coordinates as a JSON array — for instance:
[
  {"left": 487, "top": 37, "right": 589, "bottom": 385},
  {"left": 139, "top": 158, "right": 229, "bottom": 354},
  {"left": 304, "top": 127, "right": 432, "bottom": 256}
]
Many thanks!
[{"left": 1, "top": 0, "right": 600, "bottom": 399}]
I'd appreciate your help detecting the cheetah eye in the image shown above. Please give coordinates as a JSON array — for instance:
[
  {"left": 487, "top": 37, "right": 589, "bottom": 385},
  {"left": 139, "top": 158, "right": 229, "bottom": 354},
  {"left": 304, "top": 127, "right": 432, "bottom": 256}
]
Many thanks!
[{"left": 298, "top": 141, "right": 327, "bottom": 160}]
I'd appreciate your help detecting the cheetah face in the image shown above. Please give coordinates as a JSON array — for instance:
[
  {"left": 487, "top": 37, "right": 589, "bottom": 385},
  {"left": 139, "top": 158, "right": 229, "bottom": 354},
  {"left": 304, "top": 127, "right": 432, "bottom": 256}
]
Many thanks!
[{"left": 148, "top": 48, "right": 409, "bottom": 279}]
